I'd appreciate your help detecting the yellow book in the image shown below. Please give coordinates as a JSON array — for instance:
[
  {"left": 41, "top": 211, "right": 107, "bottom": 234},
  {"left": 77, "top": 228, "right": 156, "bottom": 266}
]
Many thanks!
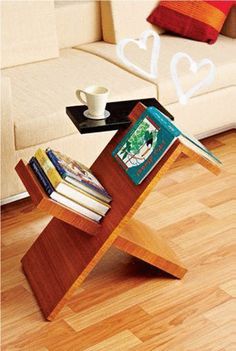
[
  {"left": 35, "top": 149, "right": 110, "bottom": 216},
  {"left": 35, "top": 149, "right": 61, "bottom": 188}
]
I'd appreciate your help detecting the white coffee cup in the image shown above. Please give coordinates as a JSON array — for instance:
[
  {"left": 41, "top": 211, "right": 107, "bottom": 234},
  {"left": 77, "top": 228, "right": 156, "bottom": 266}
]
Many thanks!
[{"left": 76, "top": 85, "right": 109, "bottom": 119}]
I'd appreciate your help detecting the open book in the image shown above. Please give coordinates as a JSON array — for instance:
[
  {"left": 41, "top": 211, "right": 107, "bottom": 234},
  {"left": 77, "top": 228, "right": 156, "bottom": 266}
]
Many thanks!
[{"left": 112, "top": 106, "right": 221, "bottom": 185}]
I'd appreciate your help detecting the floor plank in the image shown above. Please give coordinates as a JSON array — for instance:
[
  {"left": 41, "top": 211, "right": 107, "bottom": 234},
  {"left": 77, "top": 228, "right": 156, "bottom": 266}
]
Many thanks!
[{"left": 83, "top": 330, "right": 142, "bottom": 351}]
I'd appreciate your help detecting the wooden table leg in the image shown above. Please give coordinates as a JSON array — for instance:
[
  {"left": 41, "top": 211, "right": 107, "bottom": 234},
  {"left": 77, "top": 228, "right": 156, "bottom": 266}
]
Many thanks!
[
  {"left": 21, "top": 217, "right": 116, "bottom": 321},
  {"left": 114, "top": 219, "right": 187, "bottom": 279}
]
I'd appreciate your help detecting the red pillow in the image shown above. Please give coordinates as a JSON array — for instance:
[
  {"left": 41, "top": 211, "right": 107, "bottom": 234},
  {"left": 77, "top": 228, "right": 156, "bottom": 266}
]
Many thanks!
[{"left": 147, "top": 1, "right": 234, "bottom": 44}]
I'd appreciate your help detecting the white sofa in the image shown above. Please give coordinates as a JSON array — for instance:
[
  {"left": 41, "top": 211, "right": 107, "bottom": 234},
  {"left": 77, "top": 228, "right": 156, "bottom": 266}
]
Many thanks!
[{"left": 1, "top": 1, "right": 236, "bottom": 203}]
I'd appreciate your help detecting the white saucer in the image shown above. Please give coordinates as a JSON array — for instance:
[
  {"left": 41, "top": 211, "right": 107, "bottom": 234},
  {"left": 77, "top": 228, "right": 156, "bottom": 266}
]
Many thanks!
[{"left": 83, "top": 109, "right": 110, "bottom": 120}]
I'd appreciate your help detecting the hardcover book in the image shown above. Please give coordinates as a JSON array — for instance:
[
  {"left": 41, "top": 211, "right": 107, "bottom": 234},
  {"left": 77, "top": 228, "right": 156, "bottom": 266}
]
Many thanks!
[
  {"left": 112, "top": 106, "right": 221, "bottom": 185},
  {"left": 148, "top": 106, "right": 222, "bottom": 166}
]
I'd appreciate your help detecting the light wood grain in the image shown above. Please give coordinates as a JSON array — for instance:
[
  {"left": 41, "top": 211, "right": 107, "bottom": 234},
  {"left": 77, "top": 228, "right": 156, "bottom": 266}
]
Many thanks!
[
  {"left": 219, "top": 280, "right": 236, "bottom": 297},
  {"left": 115, "top": 219, "right": 187, "bottom": 278},
  {"left": 204, "top": 299, "right": 235, "bottom": 326},
  {"left": 84, "top": 330, "right": 141, "bottom": 351},
  {"left": 2, "top": 130, "right": 234, "bottom": 350},
  {"left": 180, "top": 143, "right": 221, "bottom": 176}
]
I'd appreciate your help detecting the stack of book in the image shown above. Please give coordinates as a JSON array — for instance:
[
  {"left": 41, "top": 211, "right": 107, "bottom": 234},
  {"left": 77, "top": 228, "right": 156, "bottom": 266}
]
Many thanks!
[{"left": 29, "top": 149, "right": 112, "bottom": 222}]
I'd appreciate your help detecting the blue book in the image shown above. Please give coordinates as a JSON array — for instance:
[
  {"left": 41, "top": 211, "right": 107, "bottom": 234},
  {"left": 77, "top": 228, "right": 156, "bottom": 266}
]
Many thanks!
[
  {"left": 148, "top": 107, "right": 222, "bottom": 165},
  {"left": 112, "top": 107, "right": 178, "bottom": 185},
  {"left": 29, "top": 157, "right": 54, "bottom": 195},
  {"left": 147, "top": 106, "right": 181, "bottom": 137},
  {"left": 112, "top": 106, "right": 221, "bottom": 185}
]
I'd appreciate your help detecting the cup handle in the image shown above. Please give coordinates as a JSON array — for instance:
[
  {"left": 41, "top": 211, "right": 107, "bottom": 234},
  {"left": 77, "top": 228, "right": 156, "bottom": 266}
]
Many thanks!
[{"left": 76, "top": 90, "right": 87, "bottom": 105}]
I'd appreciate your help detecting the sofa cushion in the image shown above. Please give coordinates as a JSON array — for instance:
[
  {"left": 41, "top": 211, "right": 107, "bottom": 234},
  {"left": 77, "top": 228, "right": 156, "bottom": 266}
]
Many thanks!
[
  {"left": 1, "top": 0, "right": 58, "bottom": 68},
  {"left": 55, "top": 1, "right": 102, "bottom": 49},
  {"left": 2, "top": 49, "right": 156, "bottom": 150},
  {"left": 101, "top": 0, "right": 164, "bottom": 44},
  {"left": 168, "top": 86, "right": 236, "bottom": 138},
  {"left": 147, "top": 1, "right": 233, "bottom": 44},
  {"left": 78, "top": 34, "right": 236, "bottom": 105}
]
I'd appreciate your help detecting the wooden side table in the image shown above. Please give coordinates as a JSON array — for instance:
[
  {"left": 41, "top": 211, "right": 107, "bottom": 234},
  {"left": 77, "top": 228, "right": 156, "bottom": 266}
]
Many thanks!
[{"left": 15, "top": 102, "right": 220, "bottom": 321}]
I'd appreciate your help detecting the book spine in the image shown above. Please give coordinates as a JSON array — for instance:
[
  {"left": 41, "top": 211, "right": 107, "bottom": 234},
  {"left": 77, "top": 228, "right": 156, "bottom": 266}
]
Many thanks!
[
  {"left": 148, "top": 107, "right": 181, "bottom": 137},
  {"left": 29, "top": 157, "right": 54, "bottom": 196},
  {"left": 64, "top": 176, "right": 110, "bottom": 203},
  {"left": 50, "top": 192, "right": 102, "bottom": 222},
  {"left": 35, "top": 148, "right": 62, "bottom": 188},
  {"left": 69, "top": 175, "right": 111, "bottom": 200},
  {"left": 46, "top": 149, "right": 66, "bottom": 177}
]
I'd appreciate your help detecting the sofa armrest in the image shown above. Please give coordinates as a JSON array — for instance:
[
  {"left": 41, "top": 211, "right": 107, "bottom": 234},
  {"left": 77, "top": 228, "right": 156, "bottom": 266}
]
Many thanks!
[
  {"left": 221, "top": 6, "right": 236, "bottom": 38},
  {"left": 1, "top": 76, "right": 17, "bottom": 199},
  {"left": 1, "top": 76, "right": 15, "bottom": 148}
]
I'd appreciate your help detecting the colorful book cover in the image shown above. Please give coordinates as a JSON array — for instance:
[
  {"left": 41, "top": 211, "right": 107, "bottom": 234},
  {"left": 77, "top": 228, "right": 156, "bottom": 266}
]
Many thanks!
[
  {"left": 35, "top": 148, "right": 110, "bottom": 215},
  {"left": 112, "top": 107, "right": 177, "bottom": 185},
  {"left": 113, "top": 106, "right": 221, "bottom": 185},
  {"left": 46, "top": 148, "right": 112, "bottom": 202}
]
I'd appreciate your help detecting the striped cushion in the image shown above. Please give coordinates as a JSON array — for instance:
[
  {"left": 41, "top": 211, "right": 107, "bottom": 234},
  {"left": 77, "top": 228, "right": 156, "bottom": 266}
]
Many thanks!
[{"left": 147, "top": 1, "right": 234, "bottom": 44}]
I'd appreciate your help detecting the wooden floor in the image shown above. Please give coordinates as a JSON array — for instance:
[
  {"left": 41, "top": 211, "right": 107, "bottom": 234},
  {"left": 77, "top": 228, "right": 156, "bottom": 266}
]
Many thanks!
[{"left": 1, "top": 130, "right": 235, "bottom": 351}]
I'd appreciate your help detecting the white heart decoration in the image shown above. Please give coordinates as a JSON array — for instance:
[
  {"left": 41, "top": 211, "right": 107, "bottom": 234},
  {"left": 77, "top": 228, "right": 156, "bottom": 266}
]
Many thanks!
[
  {"left": 116, "top": 30, "right": 160, "bottom": 80},
  {"left": 170, "top": 52, "right": 216, "bottom": 105}
]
